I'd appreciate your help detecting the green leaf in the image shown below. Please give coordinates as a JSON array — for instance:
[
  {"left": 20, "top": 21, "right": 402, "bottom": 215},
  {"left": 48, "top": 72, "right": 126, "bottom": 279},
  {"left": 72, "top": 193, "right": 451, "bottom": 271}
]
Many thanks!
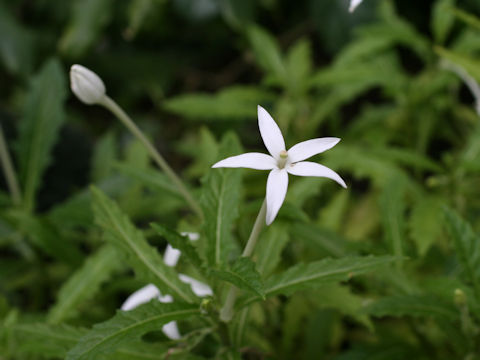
[
  {"left": 7, "top": 323, "right": 87, "bottom": 358},
  {"left": 66, "top": 302, "right": 199, "bottom": 360},
  {"left": 379, "top": 176, "right": 406, "bottom": 268},
  {"left": 59, "top": 0, "right": 113, "bottom": 58},
  {"left": 17, "top": 58, "right": 67, "bottom": 212},
  {"left": 443, "top": 207, "right": 480, "bottom": 295},
  {"left": 453, "top": 7, "right": 480, "bottom": 31},
  {"left": 211, "top": 257, "right": 264, "bottom": 298},
  {"left": 435, "top": 46, "right": 480, "bottom": 83},
  {"left": 6, "top": 323, "right": 169, "bottom": 360},
  {"left": 254, "top": 224, "right": 289, "bottom": 277},
  {"left": 0, "top": 2, "right": 33, "bottom": 75},
  {"left": 90, "top": 131, "right": 117, "bottom": 182},
  {"left": 150, "top": 223, "right": 205, "bottom": 273},
  {"left": 48, "top": 245, "right": 122, "bottom": 324},
  {"left": 90, "top": 186, "right": 196, "bottom": 303},
  {"left": 292, "top": 223, "right": 347, "bottom": 258},
  {"left": 263, "top": 256, "right": 397, "bottom": 298},
  {"left": 285, "top": 38, "right": 312, "bottom": 94},
  {"left": 246, "top": 25, "right": 287, "bottom": 83},
  {"left": 163, "top": 86, "right": 273, "bottom": 121},
  {"left": 409, "top": 197, "right": 443, "bottom": 256},
  {"left": 200, "top": 133, "right": 242, "bottom": 267},
  {"left": 432, "top": 0, "right": 455, "bottom": 44},
  {"left": 365, "top": 295, "right": 458, "bottom": 321}
]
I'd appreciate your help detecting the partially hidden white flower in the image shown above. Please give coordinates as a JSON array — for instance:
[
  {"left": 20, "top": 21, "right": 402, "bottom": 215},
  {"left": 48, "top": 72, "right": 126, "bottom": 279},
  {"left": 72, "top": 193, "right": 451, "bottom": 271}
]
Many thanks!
[
  {"left": 212, "top": 105, "right": 346, "bottom": 225},
  {"left": 121, "top": 232, "right": 211, "bottom": 340},
  {"left": 349, "top": 0, "right": 363, "bottom": 12},
  {"left": 69, "top": 64, "right": 106, "bottom": 105}
]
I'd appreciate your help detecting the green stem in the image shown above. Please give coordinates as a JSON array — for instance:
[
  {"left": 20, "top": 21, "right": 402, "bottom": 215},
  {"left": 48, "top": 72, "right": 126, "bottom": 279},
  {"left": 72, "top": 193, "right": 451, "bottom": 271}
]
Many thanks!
[
  {"left": 0, "top": 124, "right": 21, "bottom": 205},
  {"left": 219, "top": 200, "right": 266, "bottom": 322},
  {"left": 99, "top": 96, "right": 203, "bottom": 219}
]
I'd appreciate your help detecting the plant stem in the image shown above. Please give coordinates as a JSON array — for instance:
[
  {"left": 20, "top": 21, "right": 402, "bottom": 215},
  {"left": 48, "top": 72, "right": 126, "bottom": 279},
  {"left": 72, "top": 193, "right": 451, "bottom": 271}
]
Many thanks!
[
  {"left": 219, "top": 200, "right": 266, "bottom": 322},
  {"left": 99, "top": 96, "right": 203, "bottom": 219},
  {"left": 0, "top": 124, "right": 21, "bottom": 205}
]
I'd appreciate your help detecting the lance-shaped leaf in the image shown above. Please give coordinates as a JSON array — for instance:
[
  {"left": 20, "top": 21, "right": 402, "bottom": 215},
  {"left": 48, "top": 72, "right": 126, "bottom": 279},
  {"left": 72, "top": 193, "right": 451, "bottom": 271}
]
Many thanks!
[
  {"left": 150, "top": 223, "right": 205, "bottom": 274},
  {"left": 66, "top": 302, "right": 199, "bottom": 360},
  {"left": 365, "top": 295, "right": 458, "bottom": 321},
  {"left": 7, "top": 323, "right": 169, "bottom": 360},
  {"left": 201, "top": 133, "right": 242, "bottom": 268},
  {"left": 17, "top": 58, "right": 67, "bottom": 212},
  {"left": 90, "top": 186, "right": 196, "bottom": 303},
  {"left": 444, "top": 207, "right": 480, "bottom": 295},
  {"left": 48, "top": 245, "right": 122, "bottom": 324},
  {"left": 263, "top": 255, "right": 396, "bottom": 298},
  {"left": 211, "top": 257, "right": 265, "bottom": 298}
]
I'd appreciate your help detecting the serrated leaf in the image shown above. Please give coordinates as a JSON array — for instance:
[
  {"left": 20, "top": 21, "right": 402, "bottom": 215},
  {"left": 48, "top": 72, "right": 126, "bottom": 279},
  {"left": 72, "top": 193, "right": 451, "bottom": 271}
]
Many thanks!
[
  {"left": 59, "top": 0, "right": 113, "bottom": 58},
  {"left": 263, "top": 256, "right": 397, "bottom": 298},
  {"left": 7, "top": 323, "right": 169, "bottom": 360},
  {"left": 292, "top": 223, "right": 347, "bottom": 258},
  {"left": 164, "top": 86, "right": 273, "bottom": 121},
  {"left": 200, "top": 133, "right": 242, "bottom": 267},
  {"left": 91, "top": 186, "right": 196, "bottom": 303},
  {"left": 48, "top": 245, "right": 122, "bottom": 324},
  {"left": 409, "top": 197, "right": 443, "bottom": 256},
  {"left": 443, "top": 207, "right": 480, "bottom": 295},
  {"left": 211, "top": 257, "right": 264, "bottom": 298},
  {"left": 365, "top": 295, "right": 458, "bottom": 321},
  {"left": 66, "top": 302, "right": 199, "bottom": 360},
  {"left": 151, "top": 223, "right": 205, "bottom": 273},
  {"left": 17, "top": 58, "right": 67, "bottom": 212}
]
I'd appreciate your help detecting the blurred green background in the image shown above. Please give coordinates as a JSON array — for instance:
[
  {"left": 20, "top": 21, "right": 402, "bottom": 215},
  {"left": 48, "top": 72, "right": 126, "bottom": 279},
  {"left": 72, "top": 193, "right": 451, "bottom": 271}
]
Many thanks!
[{"left": 3, "top": 0, "right": 480, "bottom": 359}]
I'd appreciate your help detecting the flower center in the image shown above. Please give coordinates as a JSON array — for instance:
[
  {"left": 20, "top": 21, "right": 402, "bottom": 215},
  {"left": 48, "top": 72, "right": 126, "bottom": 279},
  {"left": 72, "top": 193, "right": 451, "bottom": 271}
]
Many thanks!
[{"left": 277, "top": 150, "right": 288, "bottom": 169}]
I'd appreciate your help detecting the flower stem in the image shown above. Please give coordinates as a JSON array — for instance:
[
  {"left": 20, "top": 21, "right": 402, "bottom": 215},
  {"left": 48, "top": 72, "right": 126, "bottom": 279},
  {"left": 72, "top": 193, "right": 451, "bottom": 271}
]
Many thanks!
[
  {"left": 0, "top": 124, "right": 21, "bottom": 205},
  {"left": 99, "top": 96, "right": 203, "bottom": 219},
  {"left": 219, "top": 200, "right": 266, "bottom": 322}
]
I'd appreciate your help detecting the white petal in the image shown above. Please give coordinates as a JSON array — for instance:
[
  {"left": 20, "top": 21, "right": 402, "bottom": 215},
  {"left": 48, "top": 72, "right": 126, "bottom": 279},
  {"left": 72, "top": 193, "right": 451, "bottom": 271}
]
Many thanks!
[
  {"left": 288, "top": 138, "right": 340, "bottom": 163},
  {"left": 179, "top": 274, "right": 213, "bottom": 297},
  {"left": 349, "top": 0, "right": 363, "bottom": 12},
  {"left": 163, "top": 245, "right": 181, "bottom": 267},
  {"left": 287, "top": 161, "right": 347, "bottom": 188},
  {"left": 212, "top": 152, "right": 276, "bottom": 170},
  {"left": 265, "top": 169, "right": 289, "bottom": 225},
  {"left": 180, "top": 232, "right": 200, "bottom": 241},
  {"left": 258, "top": 105, "right": 286, "bottom": 159},
  {"left": 158, "top": 294, "right": 174, "bottom": 303},
  {"left": 121, "top": 284, "right": 160, "bottom": 311},
  {"left": 162, "top": 322, "right": 181, "bottom": 340}
]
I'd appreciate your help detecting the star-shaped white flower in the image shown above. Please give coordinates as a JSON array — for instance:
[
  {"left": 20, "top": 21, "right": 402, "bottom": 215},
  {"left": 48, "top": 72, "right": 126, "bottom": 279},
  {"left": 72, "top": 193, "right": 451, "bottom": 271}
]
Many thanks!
[{"left": 212, "top": 105, "right": 346, "bottom": 225}]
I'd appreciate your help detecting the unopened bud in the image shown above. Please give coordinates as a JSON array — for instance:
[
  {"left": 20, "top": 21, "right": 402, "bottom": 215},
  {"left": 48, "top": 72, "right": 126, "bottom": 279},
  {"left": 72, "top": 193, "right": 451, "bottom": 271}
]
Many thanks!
[{"left": 70, "top": 64, "right": 106, "bottom": 105}]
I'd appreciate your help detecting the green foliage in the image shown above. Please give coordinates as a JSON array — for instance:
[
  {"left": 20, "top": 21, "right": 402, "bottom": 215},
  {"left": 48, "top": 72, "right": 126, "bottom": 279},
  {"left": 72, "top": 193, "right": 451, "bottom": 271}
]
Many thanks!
[
  {"left": 16, "top": 58, "right": 67, "bottom": 212},
  {"left": 365, "top": 295, "right": 459, "bottom": 321},
  {"left": 211, "top": 257, "right": 265, "bottom": 298},
  {"left": 48, "top": 245, "right": 122, "bottom": 324},
  {"left": 59, "top": 0, "right": 113, "bottom": 58},
  {"left": 200, "top": 133, "right": 242, "bottom": 268},
  {"left": 262, "top": 255, "right": 397, "bottom": 298},
  {"left": 91, "top": 186, "right": 197, "bottom": 303},
  {"left": 443, "top": 207, "right": 480, "bottom": 297},
  {"left": 66, "top": 302, "right": 199, "bottom": 360},
  {"left": 150, "top": 223, "right": 205, "bottom": 273}
]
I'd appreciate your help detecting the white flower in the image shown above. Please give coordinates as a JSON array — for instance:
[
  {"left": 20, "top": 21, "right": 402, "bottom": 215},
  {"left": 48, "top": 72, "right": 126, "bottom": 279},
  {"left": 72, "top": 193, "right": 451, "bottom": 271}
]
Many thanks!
[
  {"left": 349, "top": 0, "right": 363, "bottom": 12},
  {"left": 212, "top": 105, "right": 346, "bottom": 225},
  {"left": 121, "top": 232, "right": 212, "bottom": 340},
  {"left": 69, "top": 64, "right": 106, "bottom": 105}
]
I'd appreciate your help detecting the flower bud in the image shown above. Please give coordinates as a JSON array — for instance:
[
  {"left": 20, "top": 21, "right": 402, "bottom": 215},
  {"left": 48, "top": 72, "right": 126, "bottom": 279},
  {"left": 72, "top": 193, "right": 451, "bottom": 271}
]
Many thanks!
[{"left": 70, "top": 64, "right": 106, "bottom": 105}]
